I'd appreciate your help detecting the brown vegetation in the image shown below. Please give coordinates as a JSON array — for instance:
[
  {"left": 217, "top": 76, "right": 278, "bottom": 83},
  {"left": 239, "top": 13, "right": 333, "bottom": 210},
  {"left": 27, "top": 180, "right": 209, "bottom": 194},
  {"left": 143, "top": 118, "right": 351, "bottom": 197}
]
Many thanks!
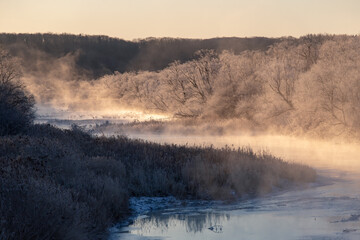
[
  {"left": 0, "top": 124, "right": 316, "bottom": 239},
  {"left": 0, "top": 37, "right": 320, "bottom": 240},
  {"left": 0, "top": 49, "right": 35, "bottom": 135}
]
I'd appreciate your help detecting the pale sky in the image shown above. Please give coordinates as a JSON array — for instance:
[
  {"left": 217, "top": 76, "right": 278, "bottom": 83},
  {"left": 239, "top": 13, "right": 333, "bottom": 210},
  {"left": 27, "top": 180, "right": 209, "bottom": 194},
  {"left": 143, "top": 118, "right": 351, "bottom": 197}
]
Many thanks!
[{"left": 1, "top": 0, "right": 359, "bottom": 40}]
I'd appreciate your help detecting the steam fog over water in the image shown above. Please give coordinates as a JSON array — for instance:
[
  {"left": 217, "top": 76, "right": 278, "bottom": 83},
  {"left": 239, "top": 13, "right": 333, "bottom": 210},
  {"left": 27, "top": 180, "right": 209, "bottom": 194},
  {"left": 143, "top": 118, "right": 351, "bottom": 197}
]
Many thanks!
[
  {"left": 36, "top": 111, "right": 360, "bottom": 240},
  {"left": 113, "top": 133, "right": 360, "bottom": 240},
  {"left": 36, "top": 106, "right": 360, "bottom": 172},
  {"left": 4, "top": 33, "right": 360, "bottom": 239},
  {"left": 2, "top": 0, "right": 360, "bottom": 238},
  {"left": 124, "top": 134, "right": 360, "bottom": 172}
]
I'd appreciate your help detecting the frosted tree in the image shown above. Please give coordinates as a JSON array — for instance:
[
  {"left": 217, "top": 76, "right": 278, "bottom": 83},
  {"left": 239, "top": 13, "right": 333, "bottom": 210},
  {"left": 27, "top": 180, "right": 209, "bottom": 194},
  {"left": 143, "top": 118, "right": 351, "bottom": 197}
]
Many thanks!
[
  {"left": 260, "top": 41, "right": 306, "bottom": 121},
  {"left": 160, "top": 50, "right": 221, "bottom": 117},
  {"left": 0, "top": 49, "right": 35, "bottom": 135},
  {"left": 298, "top": 36, "right": 360, "bottom": 137},
  {"left": 206, "top": 51, "right": 264, "bottom": 120}
]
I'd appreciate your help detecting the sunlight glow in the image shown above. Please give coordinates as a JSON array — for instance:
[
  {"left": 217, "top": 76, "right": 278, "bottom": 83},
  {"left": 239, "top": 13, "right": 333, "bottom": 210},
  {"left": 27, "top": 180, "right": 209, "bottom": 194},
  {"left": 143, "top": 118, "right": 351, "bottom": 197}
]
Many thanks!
[{"left": 1, "top": 0, "right": 359, "bottom": 39}]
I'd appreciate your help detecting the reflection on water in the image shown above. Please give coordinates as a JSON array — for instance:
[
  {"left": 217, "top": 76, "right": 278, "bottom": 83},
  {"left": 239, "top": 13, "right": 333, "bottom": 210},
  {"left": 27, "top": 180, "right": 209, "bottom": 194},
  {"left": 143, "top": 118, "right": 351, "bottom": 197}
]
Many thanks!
[
  {"left": 37, "top": 113, "right": 360, "bottom": 239},
  {"left": 112, "top": 171, "right": 360, "bottom": 240},
  {"left": 110, "top": 134, "right": 360, "bottom": 240},
  {"left": 130, "top": 212, "right": 229, "bottom": 235}
]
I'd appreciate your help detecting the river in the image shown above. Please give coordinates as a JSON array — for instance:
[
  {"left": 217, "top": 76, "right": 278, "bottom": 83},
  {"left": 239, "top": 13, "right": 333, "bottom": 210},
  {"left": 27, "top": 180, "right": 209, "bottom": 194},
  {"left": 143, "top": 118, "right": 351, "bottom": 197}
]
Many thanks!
[
  {"left": 35, "top": 109, "right": 360, "bottom": 240},
  {"left": 109, "top": 134, "right": 360, "bottom": 240}
]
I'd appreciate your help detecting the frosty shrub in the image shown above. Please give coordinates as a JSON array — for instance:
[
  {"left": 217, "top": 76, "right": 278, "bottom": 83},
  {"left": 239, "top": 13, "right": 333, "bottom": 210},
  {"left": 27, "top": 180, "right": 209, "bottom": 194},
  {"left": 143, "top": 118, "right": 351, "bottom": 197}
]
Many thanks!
[{"left": 0, "top": 49, "right": 35, "bottom": 135}]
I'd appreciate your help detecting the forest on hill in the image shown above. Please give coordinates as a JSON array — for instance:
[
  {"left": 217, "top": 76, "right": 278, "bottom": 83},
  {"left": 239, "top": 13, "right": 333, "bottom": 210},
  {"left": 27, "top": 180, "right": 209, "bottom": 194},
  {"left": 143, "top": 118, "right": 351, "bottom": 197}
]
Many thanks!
[
  {"left": 0, "top": 46, "right": 316, "bottom": 239},
  {"left": 1, "top": 33, "right": 359, "bottom": 141},
  {"left": 2, "top": 32, "right": 359, "bottom": 239},
  {"left": 0, "top": 33, "right": 277, "bottom": 77},
  {"left": 10, "top": 33, "right": 359, "bottom": 140},
  {"left": 100, "top": 34, "right": 359, "bottom": 140}
]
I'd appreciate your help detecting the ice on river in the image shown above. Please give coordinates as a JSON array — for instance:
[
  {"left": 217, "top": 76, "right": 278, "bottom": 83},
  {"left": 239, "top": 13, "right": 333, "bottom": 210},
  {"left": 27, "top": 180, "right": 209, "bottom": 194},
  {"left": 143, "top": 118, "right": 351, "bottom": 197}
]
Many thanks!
[
  {"left": 110, "top": 170, "right": 360, "bottom": 240},
  {"left": 109, "top": 135, "right": 360, "bottom": 240},
  {"left": 35, "top": 110, "right": 360, "bottom": 240}
]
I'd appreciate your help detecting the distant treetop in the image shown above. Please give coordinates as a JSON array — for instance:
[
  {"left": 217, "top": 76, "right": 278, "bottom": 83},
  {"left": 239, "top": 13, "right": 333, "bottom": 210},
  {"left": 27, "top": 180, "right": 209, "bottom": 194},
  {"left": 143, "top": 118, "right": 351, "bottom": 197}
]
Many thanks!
[{"left": 0, "top": 33, "right": 278, "bottom": 78}]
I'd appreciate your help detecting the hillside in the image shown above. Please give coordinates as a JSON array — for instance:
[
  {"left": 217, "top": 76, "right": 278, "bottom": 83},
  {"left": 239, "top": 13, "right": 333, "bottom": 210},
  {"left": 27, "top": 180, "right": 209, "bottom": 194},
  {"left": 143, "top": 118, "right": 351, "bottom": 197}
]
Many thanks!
[{"left": 0, "top": 33, "right": 277, "bottom": 77}]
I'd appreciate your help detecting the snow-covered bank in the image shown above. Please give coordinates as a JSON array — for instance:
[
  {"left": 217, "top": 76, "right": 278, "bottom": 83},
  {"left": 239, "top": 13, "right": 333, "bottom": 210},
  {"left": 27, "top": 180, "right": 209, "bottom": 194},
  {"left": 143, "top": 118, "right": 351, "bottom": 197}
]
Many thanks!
[
  {"left": 111, "top": 170, "right": 360, "bottom": 240},
  {"left": 107, "top": 132, "right": 360, "bottom": 240}
]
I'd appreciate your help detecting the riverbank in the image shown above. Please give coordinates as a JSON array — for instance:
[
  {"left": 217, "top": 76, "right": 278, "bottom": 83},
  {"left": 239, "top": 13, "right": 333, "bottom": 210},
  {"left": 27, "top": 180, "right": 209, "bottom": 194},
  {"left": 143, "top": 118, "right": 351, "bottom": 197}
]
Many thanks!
[
  {"left": 113, "top": 170, "right": 360, "bottom": 240},
  {"left": 0, "top": 124, "right": 315, "bottom": 239}
]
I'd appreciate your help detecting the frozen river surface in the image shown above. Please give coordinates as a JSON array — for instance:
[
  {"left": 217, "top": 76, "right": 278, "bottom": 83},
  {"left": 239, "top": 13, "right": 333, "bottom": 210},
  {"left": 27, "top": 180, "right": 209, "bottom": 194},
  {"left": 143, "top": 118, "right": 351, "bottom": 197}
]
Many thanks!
[
  {"left": 35, "top": 111, "right": 360, "bottom": 240},
  {"left": 109, "top": 134, "right": 360, "bottom": 240},
  {"left": 110, "top": 170, "right": 360, "bottom": 240}
]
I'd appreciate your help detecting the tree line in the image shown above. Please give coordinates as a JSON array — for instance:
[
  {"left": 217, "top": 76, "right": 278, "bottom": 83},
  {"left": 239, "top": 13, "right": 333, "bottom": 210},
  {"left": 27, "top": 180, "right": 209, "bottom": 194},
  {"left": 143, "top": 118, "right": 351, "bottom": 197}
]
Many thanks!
[
  {"left": 99, "top": 34, "right": 360, "bottom": 139},
  {"left": 0, "top": 33, "right": 277, "bottom": 78},
  {"left": 2, "top": 33, "right": 359, "bottom": 140},
  {"left": 0, "top": 46, "right": 315, "bottom": 239}
]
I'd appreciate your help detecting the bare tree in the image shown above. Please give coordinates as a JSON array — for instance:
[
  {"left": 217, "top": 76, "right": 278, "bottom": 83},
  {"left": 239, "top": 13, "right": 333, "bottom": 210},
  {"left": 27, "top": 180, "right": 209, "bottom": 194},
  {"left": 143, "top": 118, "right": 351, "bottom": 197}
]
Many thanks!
[
  {"left": 166, "top": 61, "right": 189, "bottom": 105},
  {"left": 206, "top": 51, "right": 263, "bottom": 120},
  {"left": 298, "top": 36, "right": 360, "bottom": 137},
  {"left": 169, "top": 50, "right": 221, "bottom": 117},
  {"left": 261, "top": 41, "right": 305, "bottom": 116},
  {"left": 297, "top": 34, "right": 332, "bottom": 70},
  {"left": 0, "top": 49, "right": 35, "bottom": 135}
]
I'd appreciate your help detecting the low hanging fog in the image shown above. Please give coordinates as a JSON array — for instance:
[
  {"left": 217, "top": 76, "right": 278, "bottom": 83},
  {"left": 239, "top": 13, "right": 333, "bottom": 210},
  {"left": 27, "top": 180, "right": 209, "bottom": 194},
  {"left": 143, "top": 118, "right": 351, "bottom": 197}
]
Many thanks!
[
  {"left": 15, "top": 34, "right": 360, "bottom": 142},
  {"left": 8, "top": 34, "right": 358, "bottom": 174},
  {"left": 2, "top": 33, "right": 360, "bottom": 240}
]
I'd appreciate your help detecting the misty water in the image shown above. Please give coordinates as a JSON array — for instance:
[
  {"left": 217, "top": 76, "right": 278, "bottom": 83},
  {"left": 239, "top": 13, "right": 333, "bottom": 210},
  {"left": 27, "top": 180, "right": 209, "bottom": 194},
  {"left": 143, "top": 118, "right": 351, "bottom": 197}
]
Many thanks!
[
  {"left": 108, "top": 134, "right": 360, "bottom": 240},
  {"left": 37, "top": 111, "right": 360, "bottom": 240}
]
